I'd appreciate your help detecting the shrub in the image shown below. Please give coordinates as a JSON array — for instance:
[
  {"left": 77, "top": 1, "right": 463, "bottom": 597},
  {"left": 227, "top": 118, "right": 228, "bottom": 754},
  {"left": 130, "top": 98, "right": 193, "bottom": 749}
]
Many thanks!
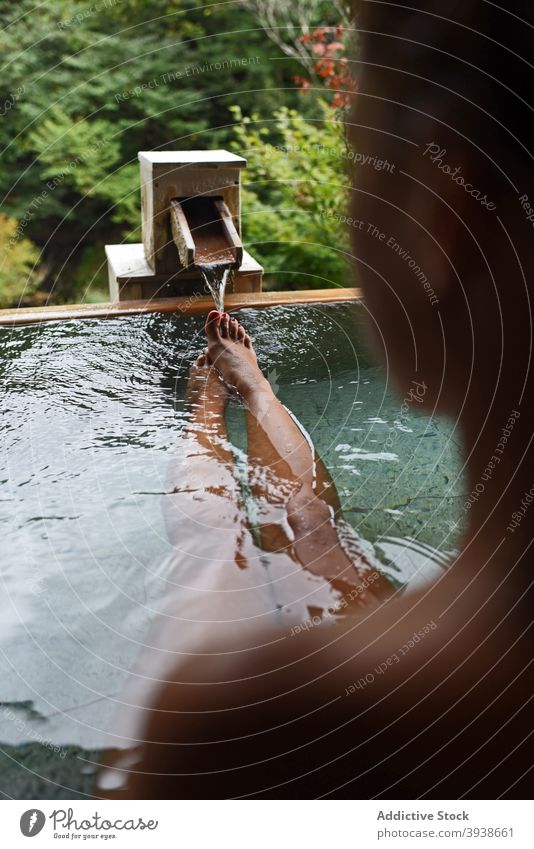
[
  {"left": 230, "top": 101, "right": 352, "bottom": 290},
  {"left": 0, "top": 216, "right": 41, "bottom": 308}
]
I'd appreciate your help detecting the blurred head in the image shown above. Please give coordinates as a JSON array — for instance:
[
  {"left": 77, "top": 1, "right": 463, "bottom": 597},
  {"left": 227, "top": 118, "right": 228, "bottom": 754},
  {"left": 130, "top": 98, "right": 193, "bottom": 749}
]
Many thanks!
[{"left": 348, "top": 1, "right": 534, "bottom": 419}]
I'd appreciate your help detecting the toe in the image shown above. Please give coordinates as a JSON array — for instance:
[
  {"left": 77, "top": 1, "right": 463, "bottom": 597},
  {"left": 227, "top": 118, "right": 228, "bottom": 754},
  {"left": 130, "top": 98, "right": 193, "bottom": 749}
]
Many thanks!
[
  {"left": 196, "top": 353, "right": 206, "bottom": 366},
  {"left": 204, "top": 347, "right": 212, "bottom": 366},
  {"left": 205, "top": 310, "right": 221, "bottom": 343},
  {"left": 229, "top": 317, "right": 239, "bottom": 340},
  {"left": 219, "top": 312, "right": 230, "bottom": 338},
  {"left": 244, "top": 334, "right": 252, "bottom": 349},
  {"left": 237, "top": 324, "right": 246, "bottom": 343}
]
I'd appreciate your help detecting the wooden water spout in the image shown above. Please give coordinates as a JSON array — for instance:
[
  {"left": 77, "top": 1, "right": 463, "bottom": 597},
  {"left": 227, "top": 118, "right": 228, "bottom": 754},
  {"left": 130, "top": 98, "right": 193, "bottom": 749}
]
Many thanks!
[
  {"left": 106, "top": 151, "right": 262, "bottom": 303},
  {"left": 170, "top": 197, "right": 243, "bottom": 269}
]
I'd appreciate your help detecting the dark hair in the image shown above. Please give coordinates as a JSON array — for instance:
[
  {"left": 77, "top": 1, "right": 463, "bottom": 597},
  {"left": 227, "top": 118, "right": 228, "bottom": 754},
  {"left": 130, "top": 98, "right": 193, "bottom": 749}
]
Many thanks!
[{"left": 350, "top": 1, "right": 534, "bottom": 186}]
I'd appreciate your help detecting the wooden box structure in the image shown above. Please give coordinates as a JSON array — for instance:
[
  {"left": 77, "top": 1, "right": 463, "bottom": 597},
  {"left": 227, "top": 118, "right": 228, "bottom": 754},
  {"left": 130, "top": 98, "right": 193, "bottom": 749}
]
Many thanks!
[{"left": 106, "top": 150, "right": 263, "bottom": 302}]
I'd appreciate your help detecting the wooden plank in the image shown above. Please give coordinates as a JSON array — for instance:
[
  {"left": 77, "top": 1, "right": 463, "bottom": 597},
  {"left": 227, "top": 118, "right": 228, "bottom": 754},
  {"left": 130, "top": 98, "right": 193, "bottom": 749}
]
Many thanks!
[
  {"left": 139, "top": 150, "right": 247, "bottom": 168},
  {"left": 169, "top": 200, "right": 195, "bottom": 268},
  {"left": 213, "top": 198, "right": 243, "bottom": 268},
  {"left": 0, "top": 288, "right": 363, "bottom": 327}
]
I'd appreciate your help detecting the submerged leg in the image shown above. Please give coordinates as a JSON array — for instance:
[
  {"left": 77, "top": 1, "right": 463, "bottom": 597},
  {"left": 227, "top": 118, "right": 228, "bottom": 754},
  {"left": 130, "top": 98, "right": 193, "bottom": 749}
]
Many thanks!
[
  {"left": 99, "top": 317, "right": 391, "bottom": 797},
  {"left": 205, "top": 311, "right": 392, "bottom": 606},
  {"left": 162, "top": 355, "right": 242, "bottom": 550},
  {"left": 160, "top": 356, "right": 294, "bottom": 635},
  {"left": 99, "top": 359, "right": 280, "bottom": 794}
]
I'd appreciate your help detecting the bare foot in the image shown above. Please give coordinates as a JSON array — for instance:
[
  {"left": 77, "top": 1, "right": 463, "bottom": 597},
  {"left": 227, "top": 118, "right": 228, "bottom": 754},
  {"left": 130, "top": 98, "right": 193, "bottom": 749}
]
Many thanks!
[{"left": 204, "top": 311, "right": 272, "bottom": 399}]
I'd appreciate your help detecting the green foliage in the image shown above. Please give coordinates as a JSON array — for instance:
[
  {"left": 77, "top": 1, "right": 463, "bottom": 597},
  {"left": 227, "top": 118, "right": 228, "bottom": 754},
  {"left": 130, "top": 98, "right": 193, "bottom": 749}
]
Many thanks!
[
  {"left": 0, "top": 0, "right": 298, "bottom": 302},
  {"left": 230, "top": 102, "right": 351, "bottom": 290},
  {"left": 0, "top": 0, "right": 347, "bottom": 303},
  {"left": 63, "top": 242, "right": 110, "bottom": 304},
  {"left": 27, "top": 108, "right": 140, "bottom": 228},
  {"left": 28, "top": 110, "right": 121, "bottom": 194},
  {"left": 0, "top": 216, "right": 41, "bottom": 308}
]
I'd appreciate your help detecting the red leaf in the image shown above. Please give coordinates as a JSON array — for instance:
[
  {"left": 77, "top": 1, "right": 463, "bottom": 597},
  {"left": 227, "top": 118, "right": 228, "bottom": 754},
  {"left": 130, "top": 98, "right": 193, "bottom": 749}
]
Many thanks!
[{"left": 326, "top": 41, "right": 345, "bottom": 53}]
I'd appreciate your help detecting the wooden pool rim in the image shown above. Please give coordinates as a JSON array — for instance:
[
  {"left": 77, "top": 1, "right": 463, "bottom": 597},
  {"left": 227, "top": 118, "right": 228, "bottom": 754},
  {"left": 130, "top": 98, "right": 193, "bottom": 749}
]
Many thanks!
[{"left": 0, "top": 288, "right": 363, "bottom": 327}]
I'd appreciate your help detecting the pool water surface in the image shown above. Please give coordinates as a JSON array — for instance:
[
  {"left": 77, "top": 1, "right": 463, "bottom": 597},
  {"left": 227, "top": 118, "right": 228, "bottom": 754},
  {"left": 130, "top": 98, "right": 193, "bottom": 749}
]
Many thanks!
[{"left": 0, "top": 302, "right": 465, "bottom": 797}]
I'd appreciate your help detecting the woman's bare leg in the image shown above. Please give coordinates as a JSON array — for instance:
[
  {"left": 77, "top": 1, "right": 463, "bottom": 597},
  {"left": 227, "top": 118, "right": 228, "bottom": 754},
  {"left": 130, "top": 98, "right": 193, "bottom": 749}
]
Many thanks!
[
  {"left": 204, "top": 311, "right": 392, "bottom": 606},
  {"left": 98, "top": 359, "right": 283, "bottom": 795},
  {"left": 99, "top": 318, "right": 392, "bottom": 797},
  {"left": 162, "top": 355, "right": 244, "bottom": 551}
]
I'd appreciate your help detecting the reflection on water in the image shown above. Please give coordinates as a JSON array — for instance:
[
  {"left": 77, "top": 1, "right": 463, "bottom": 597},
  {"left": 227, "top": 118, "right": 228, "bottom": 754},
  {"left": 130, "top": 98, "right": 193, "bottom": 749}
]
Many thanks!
[{"left": 0, "top": 303, "right": 464, "bottom": 797}]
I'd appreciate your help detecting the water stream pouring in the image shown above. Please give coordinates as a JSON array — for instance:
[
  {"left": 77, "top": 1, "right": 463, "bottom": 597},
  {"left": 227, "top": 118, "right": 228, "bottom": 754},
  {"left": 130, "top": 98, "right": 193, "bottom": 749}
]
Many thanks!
[
  {"left": 105, "top": 151, "right": 263, "bottom": 305},
  {"left": 198, "top": 264, "right": 232, "bottom": 313}
]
